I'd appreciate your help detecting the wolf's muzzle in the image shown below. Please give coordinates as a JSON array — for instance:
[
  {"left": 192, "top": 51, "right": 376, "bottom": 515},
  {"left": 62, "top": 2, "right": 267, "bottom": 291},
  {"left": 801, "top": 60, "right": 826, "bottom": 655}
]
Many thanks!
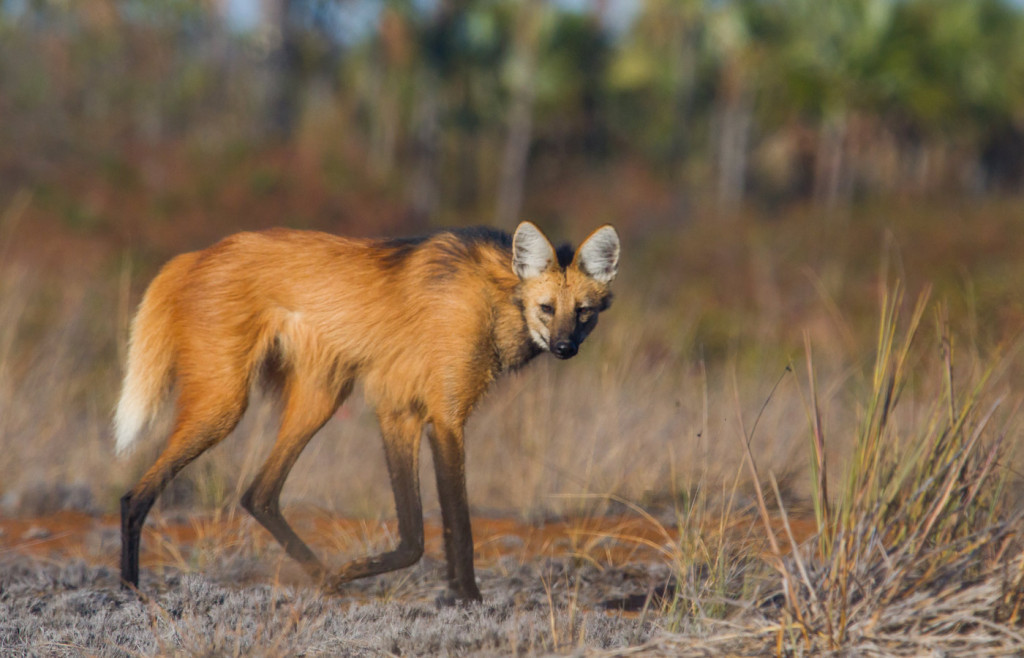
[{"left": 551, "top": 340, "right": 578, "bottom": 359}]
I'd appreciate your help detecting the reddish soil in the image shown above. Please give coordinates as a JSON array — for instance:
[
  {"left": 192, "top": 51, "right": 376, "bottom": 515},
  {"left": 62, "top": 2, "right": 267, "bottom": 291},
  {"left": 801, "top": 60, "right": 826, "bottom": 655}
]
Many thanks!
[{"left": 0, "top": 509, "right": 817, "bottom": 579}]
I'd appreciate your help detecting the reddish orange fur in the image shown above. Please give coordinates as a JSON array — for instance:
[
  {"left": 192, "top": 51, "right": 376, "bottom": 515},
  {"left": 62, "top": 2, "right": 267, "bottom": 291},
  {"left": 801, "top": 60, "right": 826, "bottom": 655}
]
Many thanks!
[{"left": 117, "top": 223, "right": 618, "bottom": 602}]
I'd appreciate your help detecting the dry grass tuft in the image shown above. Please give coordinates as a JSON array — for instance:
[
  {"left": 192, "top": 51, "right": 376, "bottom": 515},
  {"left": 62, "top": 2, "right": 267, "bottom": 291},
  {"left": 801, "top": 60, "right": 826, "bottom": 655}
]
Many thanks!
[{"left": 647, "top": 284, "right": 1024, "bottom": 656}]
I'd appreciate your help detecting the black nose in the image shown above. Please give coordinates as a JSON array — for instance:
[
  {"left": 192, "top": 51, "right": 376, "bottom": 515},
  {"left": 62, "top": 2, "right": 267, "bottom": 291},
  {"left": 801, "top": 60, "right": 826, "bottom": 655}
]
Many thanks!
[{"left": 552, "top": 340, "right": 577, "bottom": 359}]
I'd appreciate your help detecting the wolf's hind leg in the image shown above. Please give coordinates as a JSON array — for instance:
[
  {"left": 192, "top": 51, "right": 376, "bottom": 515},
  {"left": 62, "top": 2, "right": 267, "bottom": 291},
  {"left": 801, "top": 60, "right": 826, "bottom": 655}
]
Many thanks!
[
  {"left": 122, "top": 381, "right": 248, "bottom": 588},
  {"left": 241, "top": 378, "right": 351, "bottom": 579},
  {"left": 323, "top": 408, "right": 425, "bottom": 591}
]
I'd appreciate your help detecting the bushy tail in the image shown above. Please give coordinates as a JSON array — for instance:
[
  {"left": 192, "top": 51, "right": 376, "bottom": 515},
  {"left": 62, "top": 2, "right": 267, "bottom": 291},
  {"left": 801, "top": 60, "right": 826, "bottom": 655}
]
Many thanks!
[{"left": 114, "top": 255, "right": 191, "bottom": 456}]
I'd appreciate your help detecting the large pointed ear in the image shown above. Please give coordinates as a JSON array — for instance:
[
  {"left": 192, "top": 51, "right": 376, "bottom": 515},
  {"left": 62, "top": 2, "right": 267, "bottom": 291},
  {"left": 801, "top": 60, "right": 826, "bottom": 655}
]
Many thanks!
[
  {"left": 512, "top": 221, "right": 556, "bottom": 280},
  {"left": 574, "top": 225, "right": 619, "bottom": 284}
]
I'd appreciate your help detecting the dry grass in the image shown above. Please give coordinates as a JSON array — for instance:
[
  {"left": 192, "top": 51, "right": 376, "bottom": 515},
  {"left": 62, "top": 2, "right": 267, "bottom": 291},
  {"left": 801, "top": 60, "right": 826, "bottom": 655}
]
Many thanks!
[
  {"left": 654, "top": 285, "right": 1024, "bottom": 655},
  {"left": 2, "top": 191, "right": 1024, "bottom": 654}
]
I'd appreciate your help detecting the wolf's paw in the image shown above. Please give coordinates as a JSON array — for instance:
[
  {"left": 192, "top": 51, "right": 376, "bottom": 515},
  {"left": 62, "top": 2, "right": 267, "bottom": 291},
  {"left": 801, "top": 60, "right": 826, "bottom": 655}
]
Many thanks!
[{"left": 435, "top": 583, "right": 483, "bottom": 607}]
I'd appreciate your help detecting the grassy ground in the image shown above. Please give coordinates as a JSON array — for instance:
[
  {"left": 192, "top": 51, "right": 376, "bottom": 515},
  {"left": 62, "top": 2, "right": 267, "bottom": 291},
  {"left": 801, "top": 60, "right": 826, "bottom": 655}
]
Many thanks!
[
  {"left": 0, "top": 554, "right": 670, "bottom": 656},
  {"left": 1, "top": 173, "right": 1024, "bottom": 653}
]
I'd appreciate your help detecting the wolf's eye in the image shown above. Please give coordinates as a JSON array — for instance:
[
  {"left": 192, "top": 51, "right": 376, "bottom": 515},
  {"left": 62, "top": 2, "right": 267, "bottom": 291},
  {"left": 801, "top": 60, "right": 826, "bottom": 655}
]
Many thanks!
[
  {"left": 539, "top": 303, "right": 555, "bottom": 315},
  {"left": 577, "top": 307, "right": 594, "bottom": 321}
]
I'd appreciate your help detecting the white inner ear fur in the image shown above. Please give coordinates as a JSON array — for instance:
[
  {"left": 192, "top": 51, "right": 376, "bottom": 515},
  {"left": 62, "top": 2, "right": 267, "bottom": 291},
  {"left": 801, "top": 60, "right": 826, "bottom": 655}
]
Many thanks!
[
  {"left": 512, "top": 221, "right": 556, "bottom": 280},
  {"left": 576, "top": 225, "right": 620, "bottom": 284}
]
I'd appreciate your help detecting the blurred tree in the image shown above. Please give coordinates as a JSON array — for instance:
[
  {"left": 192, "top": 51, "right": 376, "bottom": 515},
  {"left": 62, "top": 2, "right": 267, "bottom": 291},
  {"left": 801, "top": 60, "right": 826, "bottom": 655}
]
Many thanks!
[
  {"left": 495, "top": 0, "right": 544, "bottom": 229},
  {"left": 606, "top": 0, "right": 703, "bottom": 179},
  {"left": 4, "top": 0, "right": 1024, "bottom": 221},
  {"left": 754, "top": 0, "right": 896, "bottom": 207},
  {"left": 268, "top": 0, "right": 344, "bottom": 139},
  {"left": 707, "top": 1, "right": 754, "bottom": 211},
  {"left": 364, "top": 5, "right": 413, "bottom": 181}
]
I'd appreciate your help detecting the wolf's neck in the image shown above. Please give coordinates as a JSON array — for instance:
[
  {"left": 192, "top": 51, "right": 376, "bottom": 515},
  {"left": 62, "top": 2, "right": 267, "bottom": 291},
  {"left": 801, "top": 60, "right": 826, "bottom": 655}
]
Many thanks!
[
  {"left": 493, "top": 304, "right": 542, "bottom": 373},
  {"left": 484, "top": 263, "right": 543, "bottom": 373}
]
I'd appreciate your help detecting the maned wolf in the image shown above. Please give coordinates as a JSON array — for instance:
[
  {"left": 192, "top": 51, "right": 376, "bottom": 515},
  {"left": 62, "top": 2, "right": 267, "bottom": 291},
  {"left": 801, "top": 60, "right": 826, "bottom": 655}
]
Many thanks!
[{"left": 115, "top": 221, "right": 619, "bottom": 602}]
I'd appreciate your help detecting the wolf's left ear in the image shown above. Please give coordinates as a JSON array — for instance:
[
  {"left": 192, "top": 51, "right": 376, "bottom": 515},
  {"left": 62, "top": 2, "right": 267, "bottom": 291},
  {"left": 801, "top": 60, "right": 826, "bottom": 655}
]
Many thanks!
[
  {"left": 512, "top": 221, "right": 556, "bottom": 280},
  {"left": 574, "top": 225, "right": 620, "bottom": 284}
]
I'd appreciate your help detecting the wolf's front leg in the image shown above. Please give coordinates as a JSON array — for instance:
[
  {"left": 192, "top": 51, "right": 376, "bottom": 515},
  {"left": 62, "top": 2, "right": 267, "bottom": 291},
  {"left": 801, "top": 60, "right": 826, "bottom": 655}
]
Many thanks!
[{"left": 428, "top": 423, "right": 482, "bottom": 604}]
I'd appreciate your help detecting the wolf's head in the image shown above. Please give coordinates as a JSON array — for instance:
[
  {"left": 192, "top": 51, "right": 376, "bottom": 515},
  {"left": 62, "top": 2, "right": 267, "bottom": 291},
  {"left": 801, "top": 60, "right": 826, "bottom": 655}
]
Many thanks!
[{"left": 512, "top": 222, "right": 619, "bottom": 359}]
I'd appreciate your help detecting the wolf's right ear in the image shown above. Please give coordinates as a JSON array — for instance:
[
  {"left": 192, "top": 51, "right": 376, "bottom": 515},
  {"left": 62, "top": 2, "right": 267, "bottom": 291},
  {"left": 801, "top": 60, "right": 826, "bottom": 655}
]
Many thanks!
[
  {"left": 512, "top": 221, "right": 556, "bottom": 280},
  {"left": 574, "top": 224, "right": 619, "bottom": 284}
]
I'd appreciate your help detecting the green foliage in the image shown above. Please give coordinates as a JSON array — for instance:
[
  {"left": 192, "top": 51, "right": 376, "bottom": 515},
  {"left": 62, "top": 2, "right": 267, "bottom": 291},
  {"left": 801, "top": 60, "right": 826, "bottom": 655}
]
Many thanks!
[{"left": 6, "top": 0, "right": 1024, "bottom": 211}]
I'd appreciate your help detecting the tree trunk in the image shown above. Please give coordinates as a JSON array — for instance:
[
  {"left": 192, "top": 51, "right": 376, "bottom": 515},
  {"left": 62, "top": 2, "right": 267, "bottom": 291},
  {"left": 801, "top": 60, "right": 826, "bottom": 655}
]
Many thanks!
[
  {"left": 409, "top": 69, "right": 441, "bottom": 228},
  {"left": 495, "top": 0, "right": 543, "bottom": 230},
  {"left": 268, "top": 0, "right": 303, "bottom": 140},
  {"left": 716, "top": 90, "right": 752, "bottom": 212},
  {"left": 814, "top": 116, "right": 848, "bottom": 210},
  {"left": 367, "top": 47, "right": 399, "bottom": 181}
]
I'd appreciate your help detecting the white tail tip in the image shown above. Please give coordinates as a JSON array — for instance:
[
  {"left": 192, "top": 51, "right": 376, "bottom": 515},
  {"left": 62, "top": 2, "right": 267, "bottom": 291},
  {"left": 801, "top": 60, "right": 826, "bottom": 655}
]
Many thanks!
[{"left": 114, "top": 388, "right": 149, "bottom": 457}]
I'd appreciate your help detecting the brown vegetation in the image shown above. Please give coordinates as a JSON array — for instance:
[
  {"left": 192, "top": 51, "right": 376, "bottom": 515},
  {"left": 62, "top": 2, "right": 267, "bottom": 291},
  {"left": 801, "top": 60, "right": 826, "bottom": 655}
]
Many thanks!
[{"left": 2, "top": 2, "right": 1024, "bottom": 654}]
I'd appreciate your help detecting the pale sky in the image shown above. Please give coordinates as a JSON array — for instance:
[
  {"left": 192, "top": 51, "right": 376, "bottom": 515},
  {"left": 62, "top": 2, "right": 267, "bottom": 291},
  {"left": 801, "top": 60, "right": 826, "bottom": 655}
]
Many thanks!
[{"left": 221, "top": 0, "right": 642, "bottom": 38}]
